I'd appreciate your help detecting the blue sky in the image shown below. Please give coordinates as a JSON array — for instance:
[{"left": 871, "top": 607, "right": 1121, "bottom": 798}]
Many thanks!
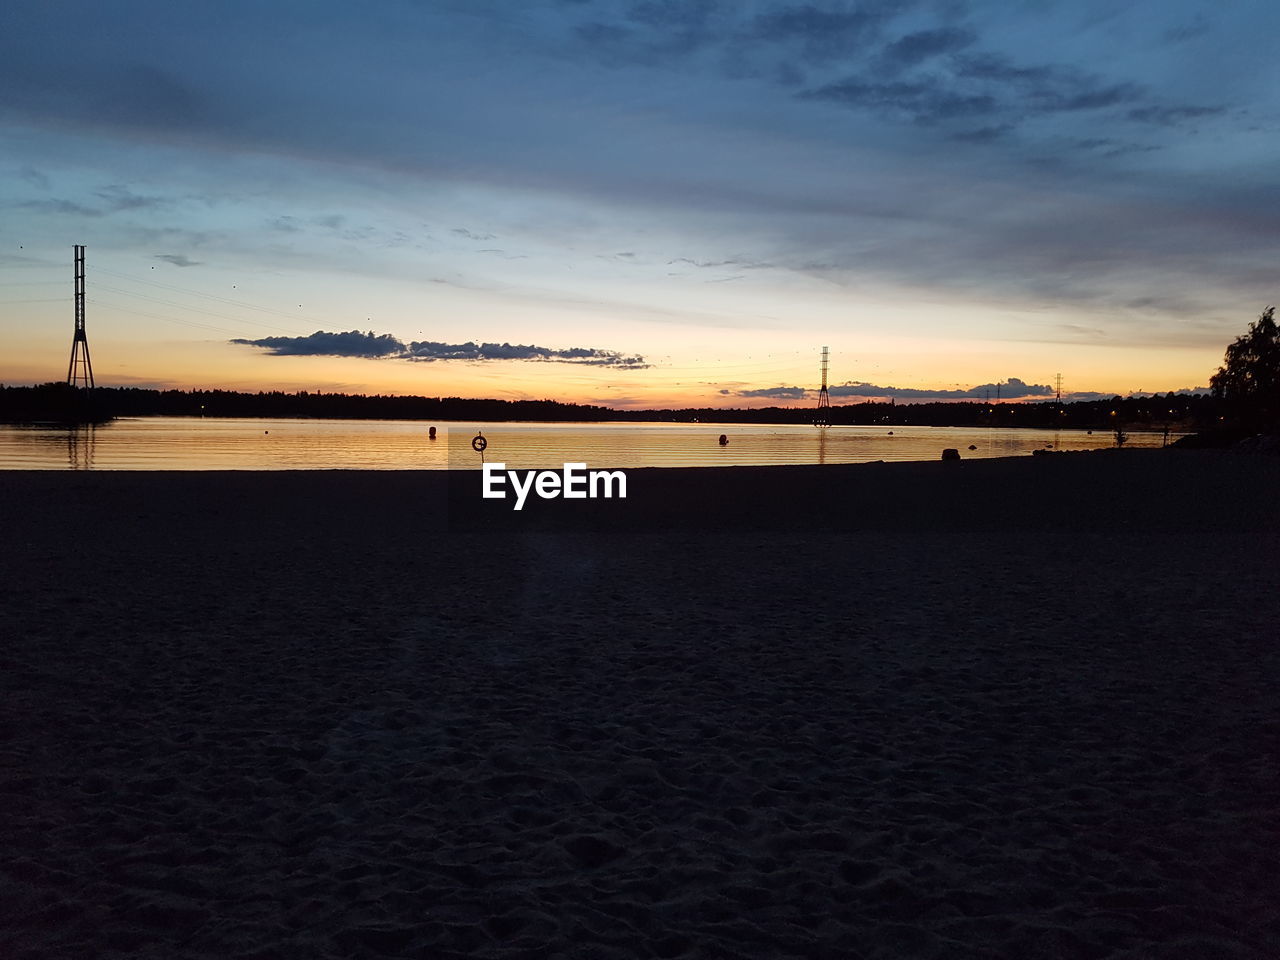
[{"left": 1, "top": 0, "right": 1275, "bottom": 405}]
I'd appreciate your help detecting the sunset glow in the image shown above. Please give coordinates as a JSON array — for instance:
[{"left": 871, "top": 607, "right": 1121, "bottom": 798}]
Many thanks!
[{"left": 3, "top": 2, "right": 1273, "bottom": 407}]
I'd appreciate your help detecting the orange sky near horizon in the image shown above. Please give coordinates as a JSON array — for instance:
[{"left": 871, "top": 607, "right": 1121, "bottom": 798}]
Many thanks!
[{"left": 0, "top": 249, "right": 1228, "bottom": 409}]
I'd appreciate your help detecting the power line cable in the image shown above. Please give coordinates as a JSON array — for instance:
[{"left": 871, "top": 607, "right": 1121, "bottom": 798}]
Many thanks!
[
  {"left": 93, "top": 266, "right": 328, "bottom": 333},
  {"left": 87, "top": 296, "right": 264, "bottom": 339}
]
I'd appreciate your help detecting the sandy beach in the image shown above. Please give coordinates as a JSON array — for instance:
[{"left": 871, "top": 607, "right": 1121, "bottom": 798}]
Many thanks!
[{"left": 2, "top": 449, "right": 1277, "bottom": 959}]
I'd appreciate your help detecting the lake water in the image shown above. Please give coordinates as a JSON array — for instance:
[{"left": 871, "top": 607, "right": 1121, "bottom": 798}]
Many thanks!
[{"left": 0, "top": 417, "right": 1181, "bottom": 470}]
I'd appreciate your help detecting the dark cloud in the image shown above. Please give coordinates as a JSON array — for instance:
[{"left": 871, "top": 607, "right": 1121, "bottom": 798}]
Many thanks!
[
  {"left": 751, "top": 5, "right": 884, "bottom": 60},
  {"left": 1127, "top": 104, "right": 1225, "bottom": 126},
  {"left": 569, "top": 1, "right": 904, "bottom": 74},
  {"left": 802, "top": 78, "right": 998, "bottom": 123},
  {"left": 18, "top": 166, "right": 49, "bottom": 189},
  {"left": 827, "top": 377, "right": 1053, "bottom": 400},
  {"left": 950, "top": 123, "right": 1013, "bottom": 143},
  {"left": 405, "top": 340, "right": 648, "bottom": 367},
  {"left": 738, "top": 385, "right": 808, "bottom": 399},
  {"left": 950, "top": 53, "right": 1142, "bottom": 113},
  {"left": 1069, "top": 137, "right": 1159, "bottom": 158},
  {"left": 232, "top": 330, "right": 407, "bottom": 358},
  {"left": 950, "top": 54, "right": 1053, "bottom": 85},
  {"left": 0, "top": 53, "right": 214, "bottom": 134},
  {"left": 574, "top": 1, "right": 720, "bottom": 67},
  {"left": 576, "top": 21, "right": 634, "bottom": 48},
  {"left": 628, "top": 0, "right": 722, "bottom": 33},
  {"left": 97, "top": 63, "right": 211, "bottom": 130},
  {"left": 884, "top": 27, "right": 975, "bottom": 66},
  {"left": 153, "top": 253, "right": 201, "bottom": 267},
  {"left": 19, "top": 198, "right": 102, "bottom": 217},
  {"left": 668, "top": 256, "right": 770, "bottom": 269},
  {"left": 727, "top": 377, "right": 1059, "bottom": 402},
  {"left": 1163, "top": 18, "right": 1211, "bottom": 43},
  {"left": 799, "top": 50, "right": 1147, "bottom": 134},
  {"left": 16, "top": 184, "right": 165, "bottom": 218},
  {"left": 231, "top": 330, "right": 648, "bottom": 367},
  {"left": 97, "top": 184, "right": 166, "bottom": 211}
]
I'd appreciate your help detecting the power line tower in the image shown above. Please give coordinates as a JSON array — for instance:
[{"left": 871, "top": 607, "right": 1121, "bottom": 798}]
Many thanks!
[
  {"left": 815, "top": 346, "right": 831, "bottom": 427},
  {"left": 1055, "top": 372, "right": 1063, "bottom": 420},
  {"left": 66, "top": 244, "right": 94, "bottom": 390}
]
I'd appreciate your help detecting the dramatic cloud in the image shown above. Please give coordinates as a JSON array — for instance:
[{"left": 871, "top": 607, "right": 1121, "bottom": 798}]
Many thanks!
[
  {"left": 2, "top": 1, "right": 1275, "bottom": 401},
  {"left": 232, "top": 330, "right": 405, "bottom": 358},
  {"left": 231, "top": 331, "right": 648, "bottom": 368},
  {"left": 404, "top": 340, "right": 648, "bottom": 367}
]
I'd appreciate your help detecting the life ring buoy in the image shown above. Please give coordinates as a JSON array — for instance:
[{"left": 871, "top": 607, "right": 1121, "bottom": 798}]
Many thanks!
[{"left": 471, "top": 434, "right": 488, "bottom": 453}]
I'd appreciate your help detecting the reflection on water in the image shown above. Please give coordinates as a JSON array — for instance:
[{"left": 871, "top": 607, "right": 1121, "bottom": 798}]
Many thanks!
[
  {"left": 67, "top": 424, "right": 96, "bottom": 470},
  {"left": 0, "top": 423, "right": 100, "bottom": 470},
  {"left": 0, "top": 417, "right": 1188, "bottom": 471}
]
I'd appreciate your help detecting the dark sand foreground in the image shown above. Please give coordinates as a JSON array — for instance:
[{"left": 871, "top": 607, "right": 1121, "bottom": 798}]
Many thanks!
[{"left": 2, "top": 450, "right": 1278, "bottom": 959}]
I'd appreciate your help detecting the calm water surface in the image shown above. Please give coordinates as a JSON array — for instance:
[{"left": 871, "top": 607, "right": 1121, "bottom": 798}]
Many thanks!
[{"left": 0, "top": 417, "right": 1182, "bottom": 470}]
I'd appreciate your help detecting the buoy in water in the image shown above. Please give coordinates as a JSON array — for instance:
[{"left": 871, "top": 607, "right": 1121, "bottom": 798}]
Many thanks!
[
  {"left": 718, "top": 434, "right": 728, "bottom": 445},
  {"left": 428, "top": 426, "right": 437, "bottom": 439}
]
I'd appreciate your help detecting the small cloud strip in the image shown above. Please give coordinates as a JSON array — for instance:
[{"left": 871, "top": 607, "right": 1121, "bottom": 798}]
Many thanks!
[
  {"left": 231, "top": 330, "right": 649, "bottom": 368},
  {"left": 725, "top": 378, "right": 1207, "bottom": 402},
  {"left": 728, "top": 377, "right": 1054, "bottom": 401}
]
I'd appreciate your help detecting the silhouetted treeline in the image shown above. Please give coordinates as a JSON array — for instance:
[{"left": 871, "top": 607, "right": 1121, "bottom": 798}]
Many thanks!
[
  {"left": 1, "top": 382, "right": 1218, "bottom": 429},
  {"left": 0, "top": 384, "right": 622, "bottom": 423}
]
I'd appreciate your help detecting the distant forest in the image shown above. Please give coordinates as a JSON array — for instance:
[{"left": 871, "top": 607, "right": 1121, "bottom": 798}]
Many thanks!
[{"left": 0, "top": 381, "right": 1216, "bottom": 430}]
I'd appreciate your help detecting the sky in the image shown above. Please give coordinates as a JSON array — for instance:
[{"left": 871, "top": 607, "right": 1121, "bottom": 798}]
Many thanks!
[{"left": 1, "top": 0, "right": 1276, "bottom": 408}]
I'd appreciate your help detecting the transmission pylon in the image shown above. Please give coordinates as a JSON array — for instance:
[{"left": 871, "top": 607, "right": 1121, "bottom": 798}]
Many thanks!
[
  {"left": 815, "top": 346, "right": 831, "bottom": 427},
  {"left": 67, "top": 245, "right": 94, "bottom": 390}
]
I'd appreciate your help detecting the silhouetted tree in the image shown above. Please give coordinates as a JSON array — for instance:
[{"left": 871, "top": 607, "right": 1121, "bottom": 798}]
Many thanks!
[{"left": 1210, "top": 306, "right": 1279, "bottom": 430}]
